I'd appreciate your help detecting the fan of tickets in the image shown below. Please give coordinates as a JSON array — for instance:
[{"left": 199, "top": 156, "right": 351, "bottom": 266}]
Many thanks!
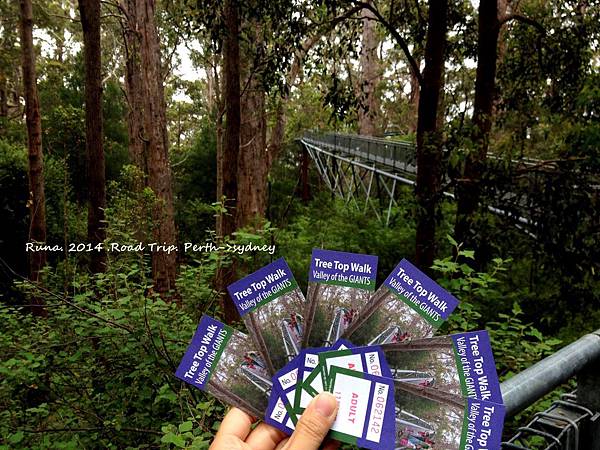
[{"left": 176, "top": 249, "right": 506, "bottom": 450}]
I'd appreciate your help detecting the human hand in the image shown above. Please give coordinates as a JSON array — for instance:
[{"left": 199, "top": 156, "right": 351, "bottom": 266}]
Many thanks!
[{"left": 209, "top": 392, "right": 339, "bottom": 450}]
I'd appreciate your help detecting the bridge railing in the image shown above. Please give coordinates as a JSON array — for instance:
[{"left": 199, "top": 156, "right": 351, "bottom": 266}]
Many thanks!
[
  {"left": 500, "top": 328, "right": 600, "bottom": 449},
  {"left": 303, "top": 131, "right": 417, "bottom": 174}
]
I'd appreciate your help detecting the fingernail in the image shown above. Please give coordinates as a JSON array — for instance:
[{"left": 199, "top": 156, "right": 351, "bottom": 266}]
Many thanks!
[{"left": 313, "top": 392, "right": 338, "bottom": 418}]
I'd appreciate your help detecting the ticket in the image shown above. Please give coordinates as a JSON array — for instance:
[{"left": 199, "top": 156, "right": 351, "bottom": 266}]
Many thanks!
[
  {"left": 326, "top": 366, "right": 396, "bottom": 450},
  {"left": 227, "top": 258, "right": 306, "bottom": 375},
  {"left": 303, "top": 248, "right": 378, "bottom": 348},
  {"left": 316, "top": 345, "right": 393, "bottom": 391},
  {"left": 394, "top": 381, "right": 505, "bottom": 449},
  {"left": 381, "top": 330, "right": 503, "bottom": 404},
  {"left": 292, "top": 339, "right": 354, "bottom": 415},
  {"left": 269, "top": 356, "right": 302, "bottom": 427},
  {"left": 264, "top": 385, "right": 296, "bottom": 435},
  {"left": 346, "top": 259, "right": 459, "bottom": 345},
  {"left": 175, "top": 315, "right": 270, "bottom": 418}
]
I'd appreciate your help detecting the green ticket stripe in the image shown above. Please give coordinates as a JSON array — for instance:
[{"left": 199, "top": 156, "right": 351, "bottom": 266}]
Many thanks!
[
  {"left": 387, "top": 287, "right": 444, "bottom": 327},
  {"left": 293, "top": 382, "right": 303, "bottom": 410},
  {"left": 281, "top": 397, "right": 298, "bottom": 425},
  {"left": 303, "top": 367, "right": 323, "bottom": 392},
  {"left": 452, "top": 342, "right": 469, "bottom": 398},
  {"left": 319, "top": 278, "right": 376, "bottom": 290},
  {"left": 329, "top": 430, "right": 359, "bottom": 445},
  {"left": 293, "top": 382, "right": 316, "bottom": 416},
  {"left": 459, "top": 404, "right": 470, "bottom": 449},
  {"left": 205, "top": 325, "right": 233, "bottom": 384},
  {"left": 318, "top": 278, "right": 376, "bottom": 291},
  {"left": 329, "top": 366, "right": 366, "bottom": 380},
  {"left": 318, "top": 350, "right": 353, "bottom": 388},
  {"left": 294, "top": 405, "right": 306, "bottom": 415},
  {"left": 292, "top": 368, "right": 322, "bottom": 416},
  {"left": 305, "top": 384, "right": 319, "bottom": 396},
  {"left": 245, "top": 280, "right": 299, "bottom": 314}
]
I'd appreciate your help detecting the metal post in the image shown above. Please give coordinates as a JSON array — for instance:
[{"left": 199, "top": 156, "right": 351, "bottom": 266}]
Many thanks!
[
  {"left": 386, "top": 179, "right": 396, "bottom": 226},
  {"left": 300, "top": 144, "right": 310, "bottom": 203},
  {"left": 364, "top": 168, "right": 374, "bottom": 213},
  {"left": 500, "top": 330, "right": 600, "bottom": 417}
]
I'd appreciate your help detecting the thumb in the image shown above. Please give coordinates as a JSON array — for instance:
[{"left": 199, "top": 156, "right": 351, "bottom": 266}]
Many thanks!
[{"left": 284, "top": 392, "right": 338, "bottom": 450}]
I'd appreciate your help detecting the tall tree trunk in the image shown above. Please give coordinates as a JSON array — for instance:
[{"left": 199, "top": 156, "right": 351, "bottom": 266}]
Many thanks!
[
  {"left": 19, "top": 0, "right": 47, "bottom": 316},
  {"left": 79, "top": 0, "right": 107, "bottom": 273},
  {"left": 408, "top": 63, "right": 421, "bottom": 134},
  {"left": 217, "top": 0, "right": 241, "bottom": 323},
  {"left": 454, "top": 0, "right": 499, "bottom": 255},
  {"left": 358, "top": 3, "right": 381, "bottom": 136},
  {"left": 238, "top": 74, "right": 267, "bottom": 229},
  {"left": 136, "top": 0, "right": 178, "bottom": 296},
  {"left": 123, "top": 0, "right": 146, "bottom": 179},
  {"left": 0, "top": 76, "right": 7, "bottom": 118},
  {"left": 415, "top": 0, "right": 448, "bottom": 272},
  {"left": 237, "top": 21, "right": 268, "bottom": 230}
]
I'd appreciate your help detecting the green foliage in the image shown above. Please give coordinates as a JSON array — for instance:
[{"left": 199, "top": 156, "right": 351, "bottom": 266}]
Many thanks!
[
  {"left": 434, "top": 236, "right": 562, "bottom": 380},
  {"left": 0, "top": 141, "right": 29, "bottom": 290},
  {"left": 0, "top": 177, "right": 226, "bottom": 448},
  {"left": 487, "top": 301, "right": 562, "bottom": 379},
  {"left": 274, "top": 190, "right": 416, "bottom": 291},
  {"left": 1, "top": 0, "right": 598, "bottom": 447},
  {"left": 173, "top": 119, "right": 218, "bottom": 244}
]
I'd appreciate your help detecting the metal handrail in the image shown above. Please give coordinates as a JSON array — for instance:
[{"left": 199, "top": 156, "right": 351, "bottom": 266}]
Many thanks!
[{"left": 500, "top": 329, "right": 600, "bottom": 417}]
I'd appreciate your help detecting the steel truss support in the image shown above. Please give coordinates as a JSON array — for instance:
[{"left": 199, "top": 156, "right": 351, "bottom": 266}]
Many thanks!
[
  {"left": 301, "top": 141, "right": 408, "bottom": 225},
  {"left": 301, "top": 136, "right": 534, "bottom": 230}
]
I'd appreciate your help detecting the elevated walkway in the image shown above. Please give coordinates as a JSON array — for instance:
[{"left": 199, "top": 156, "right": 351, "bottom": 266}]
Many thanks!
[{"left": 299, "top": 131, "right": 538, "bottom": 229}]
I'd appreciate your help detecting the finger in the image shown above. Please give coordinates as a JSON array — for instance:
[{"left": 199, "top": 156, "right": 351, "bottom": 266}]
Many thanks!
[
  {"left": 245, "top": 422, "right": 287, "bottom": 450},
  {"left": 274, "top": 437, "right": 290, "bottom": 450},
  {"left": 214, "top": 407, "right": 255, "bottom": 442},
  {"left": 283, "top": 393, "right": 338, "bottom": 450}
]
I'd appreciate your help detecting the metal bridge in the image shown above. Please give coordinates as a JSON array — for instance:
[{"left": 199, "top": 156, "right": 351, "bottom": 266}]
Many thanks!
[{"left": 299, "top": 131, "right": 538, "bottom": 228}]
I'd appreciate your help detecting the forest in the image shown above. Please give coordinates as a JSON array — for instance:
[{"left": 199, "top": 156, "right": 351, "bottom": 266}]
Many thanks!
[{"left": 0, "top": 0, "right": 599, "bottom": 448}]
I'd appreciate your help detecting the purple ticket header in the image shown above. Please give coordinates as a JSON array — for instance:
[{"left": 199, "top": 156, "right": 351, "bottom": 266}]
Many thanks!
[
  {"left": 452, "top": 330, "right": 503, "bottom": 404},
  {"left": 175, "top": 315, "right": 232, "bottom": 390},
  {"left": 309, "top": 248, "right": 378, "bottom": 290},
  {"left": 383, "top": 259, "right": 459, "bottom": 321},
  {"left": 461, "top": 398, "right": 505, "bottom": 450},
  {"left": 227, "top": 258, "right": 298, "bottom": 315}
]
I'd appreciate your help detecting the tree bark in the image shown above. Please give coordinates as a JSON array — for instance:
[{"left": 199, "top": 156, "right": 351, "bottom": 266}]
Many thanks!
[
  {"left": 79, "top": 0, "right": 107, "bottom": 273},
  {"left": 237, "top": 51, "right": 267, "bottom": 229},
  {"left": 136, "top": 0, "right": 178, "bottom": 296},
  {"left": 217, "top": 0, "right": 241, "bottom": 323},
  {"left": 19, "top": 0, "right": 47, "bottom": 316},
  {"left": 408, "top": 62, "right": 421, "bottom": 134},
  {"left": 454, "top": 0, "right": 500, "bottom": 254},
  {"left": 123, "top": 0, "right": 146, "bottom": 179},
  {"left": 414, "top": 0, "right": 448, "bottom": 272},
  {"left": 0, "top": 77, "right": 7, "bottom": 118},
  {"left": 358, "top": 3, "right": 381, "bottom": 136}
]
